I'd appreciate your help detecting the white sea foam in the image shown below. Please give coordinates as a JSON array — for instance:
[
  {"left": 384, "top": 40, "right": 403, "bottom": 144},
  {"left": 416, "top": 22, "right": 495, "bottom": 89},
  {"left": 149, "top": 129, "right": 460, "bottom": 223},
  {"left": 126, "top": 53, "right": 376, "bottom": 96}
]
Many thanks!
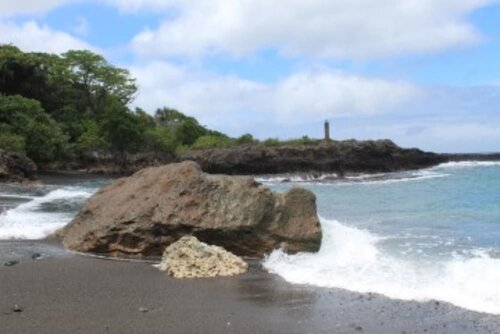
[
  {"left": 255, "top": 173, "right": 338, "bottom": 183},
  {"left": 263, "top": 217, "right": 500, "bottom": 315},
  {"left": 256, "top": 169, "right": 449, "bottom": 186},
  {"left": 0, "top": 187, "right": 94, "bottom": 240},
  {"left": 0, "top": 193, "right": 36, "bottom": 200},
  {"left": 436, "top": 161, "right": 500, "bottom": 169},
  {"left": 340, "top": 170, "right": 449, "bottom": 186}
]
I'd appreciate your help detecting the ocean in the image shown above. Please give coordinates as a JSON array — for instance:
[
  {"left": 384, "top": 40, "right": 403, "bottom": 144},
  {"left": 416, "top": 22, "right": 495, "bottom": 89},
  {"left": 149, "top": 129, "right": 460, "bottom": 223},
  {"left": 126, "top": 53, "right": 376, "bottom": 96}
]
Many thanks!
[{"left": 1, "top": 162, "right": 499, "bottom": 315}]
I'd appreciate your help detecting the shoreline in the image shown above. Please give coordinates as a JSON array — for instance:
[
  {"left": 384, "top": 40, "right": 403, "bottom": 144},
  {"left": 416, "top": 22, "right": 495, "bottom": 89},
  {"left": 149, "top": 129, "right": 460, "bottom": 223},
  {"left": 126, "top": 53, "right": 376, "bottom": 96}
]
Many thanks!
[
  {"left": 1, "top": 240, "right": 499, "bottom": 334},
  {"left": 38, "top": 152, "right": 500, "bottom": 180}
]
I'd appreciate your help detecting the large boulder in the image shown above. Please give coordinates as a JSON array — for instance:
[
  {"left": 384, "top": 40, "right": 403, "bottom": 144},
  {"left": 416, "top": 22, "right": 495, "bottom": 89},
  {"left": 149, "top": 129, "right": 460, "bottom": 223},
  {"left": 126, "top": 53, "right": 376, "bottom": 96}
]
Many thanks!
[
  {"left": 59, "top": 161, "right": 322, "bottom": 257},
  {"left": 159, "top": 236, "right": 248, "bottom": 278},
  {"left": 0, "top": 150, "right": 37, "bottom": 182}
]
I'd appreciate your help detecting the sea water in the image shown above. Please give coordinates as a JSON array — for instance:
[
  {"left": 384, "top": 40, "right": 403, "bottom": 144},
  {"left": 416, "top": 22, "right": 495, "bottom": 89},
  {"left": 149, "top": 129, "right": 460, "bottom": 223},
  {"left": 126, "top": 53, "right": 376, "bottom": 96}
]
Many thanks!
[
  {"left": 263, "top": 161, "right": 500, "bottom": 315},
  {"left": 0, "top": 177, "right": 108, "bottom": 239},
  {"left": 1, "top": 163, "right": 499, "bottom": 315}
]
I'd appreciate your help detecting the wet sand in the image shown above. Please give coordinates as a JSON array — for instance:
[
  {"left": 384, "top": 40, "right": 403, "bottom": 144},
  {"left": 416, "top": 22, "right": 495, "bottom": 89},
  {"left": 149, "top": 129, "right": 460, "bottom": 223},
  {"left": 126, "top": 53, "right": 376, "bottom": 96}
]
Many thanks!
[{"left": 1, "top": 241, "right": 499, "bottom": 334}]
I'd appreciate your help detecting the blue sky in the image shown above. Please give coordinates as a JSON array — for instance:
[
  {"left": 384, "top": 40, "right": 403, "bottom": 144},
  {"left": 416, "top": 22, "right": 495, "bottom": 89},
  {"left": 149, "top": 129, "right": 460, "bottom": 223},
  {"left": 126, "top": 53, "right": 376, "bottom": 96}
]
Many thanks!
[{"left": 1, "top": 0, "right": 500, "bottom": 152}]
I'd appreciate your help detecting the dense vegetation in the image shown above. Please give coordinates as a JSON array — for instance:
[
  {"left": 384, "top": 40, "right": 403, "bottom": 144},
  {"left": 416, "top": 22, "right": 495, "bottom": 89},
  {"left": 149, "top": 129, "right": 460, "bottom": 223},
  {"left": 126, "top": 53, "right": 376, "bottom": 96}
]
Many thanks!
[{"left": 0, "top": 45, "right": 320, "bottom": 163}]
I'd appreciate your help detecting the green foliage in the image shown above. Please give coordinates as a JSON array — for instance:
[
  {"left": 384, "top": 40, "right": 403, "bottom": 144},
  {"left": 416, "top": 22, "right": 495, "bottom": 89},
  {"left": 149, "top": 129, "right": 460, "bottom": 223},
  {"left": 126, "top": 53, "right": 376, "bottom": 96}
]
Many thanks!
[
  {"left": 62, "top": 50, "right": 137, "bottom": 106},
  {"left": 25, "top": 118, "right": 69, "bottom": 162},
  {"left": 0, "top": 124, "right": 25, "bottom": 152},
  {"left": 262, "top": 138, "right": 281, "bottom": 147},
  {"left": 0, "top": 95, "right": 68, "bottom": 161},
  {"left": 236, "top": 133, "right": 257, "bottom": 145},
  {"left": 283, "top": 135, "right": 320, "bottom": 146},
  {"left": 262, "top": 136, "right": 320, "bottom": 147},
  {"left": 100, "top": 97, "right": 144, "bottom": 154},
  {"left": 155, "top": 108, "right": 208, "bottom": 145},
  {"left": 144, "top": 127, "right": 178, "bottom": 153},
  {"left": 191, "top": 135, "right": 234, "bottom": 150},
  {"left": 0, "top": 44, "right": 325, "bottom": 165},
  {"left": 77, "top": 119, "right": 107, "bottom": 153}
]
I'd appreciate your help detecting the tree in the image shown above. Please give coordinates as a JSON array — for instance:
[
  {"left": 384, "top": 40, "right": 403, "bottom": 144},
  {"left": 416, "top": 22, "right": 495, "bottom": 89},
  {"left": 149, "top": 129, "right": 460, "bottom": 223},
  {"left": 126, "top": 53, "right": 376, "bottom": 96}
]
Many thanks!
[
  {"left": 100, "top": 97, "right": 144, "bottom": 157},
  {"left": 62, "top": 50, "right": 137, "bottom": 111},
  {"left": 77, "top": 119, "right": 107, "bottom": 153},
  {"left": 154, "top": 108, "right": 208, "bottom": 145},
  {"left": 0, "top": 124, "right": 25, "bottom": 152},
  {"left": 144, "top": 127, "right": 178, "bottom": 153},
  {"left": 0, "top": 45, "right": 51, "bottom": 105},
  {"left": 0, "top": 95, "right": 69, "bottom": 161},
  {"left": 236, "top": 133, "right": 257, "bottom": 145}
]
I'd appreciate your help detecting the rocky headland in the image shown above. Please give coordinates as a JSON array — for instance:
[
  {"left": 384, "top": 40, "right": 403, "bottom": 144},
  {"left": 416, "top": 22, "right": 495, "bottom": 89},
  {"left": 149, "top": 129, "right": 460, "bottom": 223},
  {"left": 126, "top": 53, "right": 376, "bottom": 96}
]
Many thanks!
[
  {"left": 39, "top": 139, "right": 449, "bottom": 178},
  {"left": 181, "top": 139, "right": 446, "bottom": 176},
  {"left": 5, "top": 140, "right": 500, "bottom": 183},
  {"left": 58, "top": 161, "right": 322, "bottom": 258}
]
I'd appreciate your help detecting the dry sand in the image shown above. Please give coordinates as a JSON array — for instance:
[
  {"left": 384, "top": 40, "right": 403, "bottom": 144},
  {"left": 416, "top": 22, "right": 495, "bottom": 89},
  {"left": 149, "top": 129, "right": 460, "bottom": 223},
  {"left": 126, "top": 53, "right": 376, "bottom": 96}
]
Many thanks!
[{"left": 1, "top": 241, "right": 499, "bottom": 334}]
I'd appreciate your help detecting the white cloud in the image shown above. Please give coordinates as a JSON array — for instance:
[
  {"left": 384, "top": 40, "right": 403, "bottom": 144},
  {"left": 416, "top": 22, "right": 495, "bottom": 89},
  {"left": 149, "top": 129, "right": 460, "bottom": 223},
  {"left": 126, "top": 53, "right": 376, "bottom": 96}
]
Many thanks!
[
  {"left": 129, "top": 0, "right": 495, "bottom": 59},
  {"left": 0, "top": 0, "right": 73, "bottom": 17},
  {"left": 130, "top": 61, "right": 421, "bottom": 132},
  {"left": 273, "top": 72, "right": 421, "bottom": 121},
  {"left": 0, "top": 20, "right": 96, "bottom": 54},
  {"left": 385, "top": 122, "right": 500, "bottom": 153},
  {"left": 130, "top": 61, "right": 271, "bottom": 128}
]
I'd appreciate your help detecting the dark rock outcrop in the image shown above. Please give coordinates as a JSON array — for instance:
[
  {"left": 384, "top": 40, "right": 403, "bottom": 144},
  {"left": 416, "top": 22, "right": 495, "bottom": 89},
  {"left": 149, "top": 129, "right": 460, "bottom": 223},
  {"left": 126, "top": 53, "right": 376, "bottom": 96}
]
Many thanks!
[
  {"left": 39, "top": 152, "right": 176, "bottom": 176},
  {"left": 0, "top": 150, "right": 37, "bottom": 182},
  {"left": 58, "top": 161, "right": 322, "bottom": 258},
  {"left": 181, "top": 140, "right": 446, "bottom": 176},
  {"left": 40, "top": 140, "right": 449, "bottom": 177}
]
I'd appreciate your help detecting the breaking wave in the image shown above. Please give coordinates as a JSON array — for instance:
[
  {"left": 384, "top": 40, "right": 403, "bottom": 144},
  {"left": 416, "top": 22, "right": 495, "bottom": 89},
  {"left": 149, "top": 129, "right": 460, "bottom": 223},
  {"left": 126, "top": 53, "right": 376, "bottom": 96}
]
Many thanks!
[
  {"left": 263, "top": 218, "right": 500, "bottom": 315},
  {"left": 0, "top": 187, "right": 94, "bottom": 240}
]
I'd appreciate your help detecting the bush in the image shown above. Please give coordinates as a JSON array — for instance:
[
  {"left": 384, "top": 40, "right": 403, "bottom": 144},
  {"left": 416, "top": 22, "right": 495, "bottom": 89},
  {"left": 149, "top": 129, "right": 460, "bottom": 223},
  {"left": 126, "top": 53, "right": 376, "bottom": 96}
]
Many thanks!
[
  {"left": 144, "top": 127, "right": 178, "bottom": 154},
  {"left": 99, "top": 97, "right": 146, "bottom": 155},
  {"left": 284, "top": 135, "right": 320, "bottom": 146},
  {"left": 236, "top": 133, "right": 258, "bottom": 145},
  {"left": 262, "top": 138, "right": 280, "bottom": 147},
  {"left": 191, "top": 135, "right": 234, "bottom": 150},
  {"left": 77, "top": 120, "right": 108, "bottom": 153},
  {"left": 0, "top": 124, "right": 25, "bottom": 152},
  {"left": 0, "top": 95, "right": 69, "bottom": 161}
]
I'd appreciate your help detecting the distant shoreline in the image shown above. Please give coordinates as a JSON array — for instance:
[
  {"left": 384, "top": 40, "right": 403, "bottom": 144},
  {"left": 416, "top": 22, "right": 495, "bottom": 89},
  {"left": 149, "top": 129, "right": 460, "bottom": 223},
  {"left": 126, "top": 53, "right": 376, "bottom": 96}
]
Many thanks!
[
  {"left": 442, "top": 153, "right": 500, "bottom": 161},
  {"left": 4, "top": 140, "right": 500, "bottom": 183}
]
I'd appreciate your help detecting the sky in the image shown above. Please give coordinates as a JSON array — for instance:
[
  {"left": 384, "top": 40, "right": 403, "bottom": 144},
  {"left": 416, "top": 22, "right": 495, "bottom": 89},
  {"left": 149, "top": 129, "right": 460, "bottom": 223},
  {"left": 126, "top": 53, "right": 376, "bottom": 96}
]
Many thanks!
[{"left": 1, "top": 0, "right": 500, "bottom": 152}]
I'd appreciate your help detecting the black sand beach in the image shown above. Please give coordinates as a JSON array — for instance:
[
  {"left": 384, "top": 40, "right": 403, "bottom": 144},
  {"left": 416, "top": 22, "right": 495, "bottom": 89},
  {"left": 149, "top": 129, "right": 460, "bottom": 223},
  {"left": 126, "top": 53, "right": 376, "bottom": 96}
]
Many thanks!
[{"left": 1, "top": 241, "right": 499, "bottom": 334}]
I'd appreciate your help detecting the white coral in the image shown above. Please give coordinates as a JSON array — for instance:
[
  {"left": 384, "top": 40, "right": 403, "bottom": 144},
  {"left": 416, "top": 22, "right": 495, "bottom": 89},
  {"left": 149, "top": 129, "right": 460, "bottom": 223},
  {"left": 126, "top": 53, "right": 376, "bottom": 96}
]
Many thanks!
[{"left": 159, "top": 236, "right": 248, "bottom": 278}]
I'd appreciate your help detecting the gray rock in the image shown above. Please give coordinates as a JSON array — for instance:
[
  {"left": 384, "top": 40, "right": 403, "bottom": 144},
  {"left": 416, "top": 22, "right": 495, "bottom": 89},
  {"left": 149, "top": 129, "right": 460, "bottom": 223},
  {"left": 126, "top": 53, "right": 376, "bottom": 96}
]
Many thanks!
[
  {"left": 4, "top": 260, "right": 19, "bottom": 267},
  {"left": 58, "top": 161, "right": 322, "bottom": 258},
  {"left": 0, "top": 150, "right": 37, "bottom": 182}
]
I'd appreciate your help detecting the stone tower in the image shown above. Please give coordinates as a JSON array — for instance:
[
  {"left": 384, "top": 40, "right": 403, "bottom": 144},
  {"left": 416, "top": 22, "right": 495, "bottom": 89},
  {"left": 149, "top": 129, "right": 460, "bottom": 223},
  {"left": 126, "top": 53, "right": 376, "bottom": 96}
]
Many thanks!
[{"left": 324, "top": 120, "right": 330, "bottom": 141}]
